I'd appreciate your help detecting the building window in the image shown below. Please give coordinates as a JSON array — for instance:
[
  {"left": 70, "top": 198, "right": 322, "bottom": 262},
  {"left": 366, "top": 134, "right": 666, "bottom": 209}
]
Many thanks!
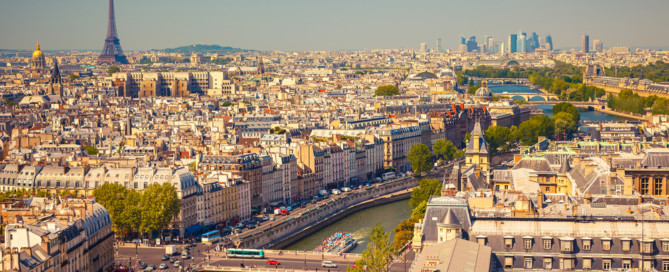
[
  {"left": 640, "top": 177, "right": 649, "bottom": 195},
  {"left": 524, "top": 239, "right": 533, "bottom": 249},
  {"left": 524, "top": 258, "right": 533, "bottom": 269},
  {"left": 477, "top": 237, "right": 486, "bottom": 246},
  {"left": 655, "top": 178, "right": 664, "bottom": 195},
  {"left": 644, "top": 260, "right": 654, "bottom": 270},
  {"left": 504, "top": 238, "right": 513, "bottom": 249},
  {"left": 603, "top": 240, "right": 611, "bottom": 251},
  {"left": 544, "top": 258, "right": 552, "bottom": 270},
  {"left": 642, "top": 242, "right": 653, "bottom": 253},
  {"left": 623, "top": 259, "right": 631, "bottom": 269},
  {"left": 663, "top": 241, "right": 669, "bottom": 252},
  {"left": 583, "top": 239, "right": 591, "bottom": 250},
  {"left": 582, "top": 258, "right": 591, "bottom": 270},
  {"left": 504, "top": 257, "right": 513, "bottom": 268},
  {"left": 561, "top": 240, "right": 572, "bottom": 252},
  {"left": 622, "top": 240, "right": 631, "bottom": 251},
  {"left": 543, "top": 239, "right": 552, "bottom": 249},
  {"left": 662, "top": 260, "right": 669, "bottom": 271},
  {"left": 603, "top": 259, "right": 612, "bottom": 270},
  {"left": 560, "top": 258, "right": 573, "bottom": 270}
]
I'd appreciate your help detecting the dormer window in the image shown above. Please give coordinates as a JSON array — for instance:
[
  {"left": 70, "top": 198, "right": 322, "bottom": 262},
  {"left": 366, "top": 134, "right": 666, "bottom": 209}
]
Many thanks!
[
  {"left": 622, "top": 238, "right": 632, "bottom": 251},
  {"left": 602, "top": 238, "right": 612, "bottom": 251},
  {"left": 504, "top": 236, "right": 514, "bottom": 249},
  {"left": 523, "top": 237, "right": 533, "bottom": 250},
  {"left": 560, "top": 238, "right": 573, "bottom": 252},
  {"left": 582, "top": 238, "right": 592, "bottom": 251}
]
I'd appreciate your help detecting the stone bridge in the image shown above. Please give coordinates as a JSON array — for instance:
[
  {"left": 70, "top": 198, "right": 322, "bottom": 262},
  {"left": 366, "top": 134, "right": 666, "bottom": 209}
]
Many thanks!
[{"left": 493, "top": 92, "right": 559, "bottom": 101}]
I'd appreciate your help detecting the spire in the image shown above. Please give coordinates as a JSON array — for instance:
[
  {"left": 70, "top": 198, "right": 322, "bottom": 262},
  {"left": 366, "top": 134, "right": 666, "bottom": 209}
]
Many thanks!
[
  {"left": 51, "top": 58, "right": 61, "bottom": 85},
  {"left": 36, "top": 41, "right": 41, "bottom": 51}
]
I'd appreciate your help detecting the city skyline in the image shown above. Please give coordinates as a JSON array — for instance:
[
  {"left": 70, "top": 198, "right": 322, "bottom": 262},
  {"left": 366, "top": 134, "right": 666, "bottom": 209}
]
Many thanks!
[{"left": 1, "top": 0, "right": 669, "bottom": 52}]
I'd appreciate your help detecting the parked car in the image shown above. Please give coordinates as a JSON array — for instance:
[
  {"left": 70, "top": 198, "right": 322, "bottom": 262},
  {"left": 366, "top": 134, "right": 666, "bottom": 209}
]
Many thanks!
[
  {"left": 139, "top": 263, "right": 147, "bottom": 269},
  {"left": 341, "top": 187, "right": 351, "bottom": 192},
  {"left": 262, "top": 215, "right": 269, "bottom": 221},
  {"left": 145, "top": 265, "right": 156, "bottom": 271},
  {"left": 161, "top": 255, "right": 169, "bottom": 261},
  {"left": 181, "top": 251, "right": 189, "bottom": 259},
  {"left": 169, "top": 257, "right": 178, "bottom": 263},
  {"left": 267, "top": 259, "right": 281, "bottom": 265},
  {"left": 158, "top": 263, "right": 168, "bottom": 270},
  {"left": 322, "top": 261, "right": 337, "bottom": 268},
  {"left": 174, "top": 261, "right": 181, "bottom": 267},
  {"left": 246, "top": 223, "right": 256, "bottom": 229}
]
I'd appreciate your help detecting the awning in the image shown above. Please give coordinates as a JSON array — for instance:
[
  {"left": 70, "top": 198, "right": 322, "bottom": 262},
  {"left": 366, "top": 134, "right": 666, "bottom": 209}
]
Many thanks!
[{"left": 185, "top": 224, "right": 202, "bottom": 234}]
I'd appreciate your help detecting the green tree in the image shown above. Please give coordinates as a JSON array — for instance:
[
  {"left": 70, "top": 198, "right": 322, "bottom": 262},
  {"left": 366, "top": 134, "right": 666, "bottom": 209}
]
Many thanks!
[
  {"left": 433, "top": 139, "right": 458, "bottom": 161},
  {"left": 348, "top": 223, "right": 393, "bottom": 272},
  {"left": 552, "top": 112, "right": 577, "bottom": 140},
  {"left": 93, "top": 183, "right": 132, "bottom": 231},
  {"left": 68, "top": 74, "right": 80, "bottom": 79},
  {"left": 374, "top": 85, "right": 400, "bottom": 96},
  {"left": 409, "top": 178, "right": 441, "bottom": 208},
  {"left": 138, "top": 183, "right": 180, "bottom": 235},
  {"left": 484, "top": 126, "right": 515, "bottom": 154},
  {"left": 517, "top": 115, "right": 554, "bottom": 145},
  {"left": 552, "top": 102, "right": 580, "bottom": 123},
  {"left": 84, "top": 145, "right": 98, "bottom": 155},
  {"left": 107, "top": 66, "right": 120, "bottom": 75},
  {"left": 407, "top": 143, "right": 433, "bottom": 176}
]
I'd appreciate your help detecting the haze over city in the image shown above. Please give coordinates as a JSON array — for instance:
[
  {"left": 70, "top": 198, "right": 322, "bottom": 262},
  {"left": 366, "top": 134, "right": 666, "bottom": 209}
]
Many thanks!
[
  {"left": 2, "top": 0, "right": 669, "bottom": 272},
  {"left": 2, "top": 0, "right": 669, "bottom": 51}
]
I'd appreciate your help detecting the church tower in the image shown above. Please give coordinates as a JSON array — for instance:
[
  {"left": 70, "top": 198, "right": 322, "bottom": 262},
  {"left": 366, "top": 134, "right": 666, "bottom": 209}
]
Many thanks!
[
  {"left": 48, "top": 58, "right": 62, "bottom": 96},
  {"left": 465, "top": 122, "right": 490, "bottom": 173}
]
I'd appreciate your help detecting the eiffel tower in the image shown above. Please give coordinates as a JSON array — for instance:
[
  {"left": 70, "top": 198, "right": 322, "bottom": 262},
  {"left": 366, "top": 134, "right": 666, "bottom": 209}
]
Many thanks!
[{"left": 97, "top": 0, "right": 128, "bottom": 65}]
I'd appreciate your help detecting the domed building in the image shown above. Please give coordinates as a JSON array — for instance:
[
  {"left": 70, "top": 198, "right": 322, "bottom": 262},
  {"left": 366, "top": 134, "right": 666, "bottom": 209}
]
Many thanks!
[
  {"left": 30, "top": 41, "right": 46, "bottom": 71},
  {"left": 473, "top": 80, "right": 493, "bottom": 102}
]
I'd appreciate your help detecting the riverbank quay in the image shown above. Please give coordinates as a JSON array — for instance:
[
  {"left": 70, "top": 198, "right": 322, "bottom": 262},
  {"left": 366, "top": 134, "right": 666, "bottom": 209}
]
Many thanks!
[{"left": 233, "top": 177, "right": 418, "bottom": 249}]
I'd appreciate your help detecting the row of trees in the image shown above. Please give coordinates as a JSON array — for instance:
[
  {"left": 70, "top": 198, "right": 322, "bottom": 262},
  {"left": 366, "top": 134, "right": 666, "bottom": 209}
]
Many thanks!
[
  {"left": 484, "top": 102, "right": 580, "bottom": 148},
  {"left": 407, "top": 140, "right": 463, "bottom": 176},
  {"left": 607, "top": 89, "right": 669, "bottom": 115},
  {"left": 93, "top": 183, "right": 180, "bottom": 238},
  {"left": 604, "top": 61, "right": 669, "bottom": 83}
]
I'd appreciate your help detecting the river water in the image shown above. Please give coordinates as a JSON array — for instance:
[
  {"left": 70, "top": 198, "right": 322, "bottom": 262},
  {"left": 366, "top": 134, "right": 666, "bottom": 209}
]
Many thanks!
[
  {"left": 285, "top": 86, "right": 626, "bottom": 253},
  {"left": 285, "top": 199, "right": 412, "bottom": 253},
  {"left": 489, "top": 85, "right": 631, "bottom": 122}
]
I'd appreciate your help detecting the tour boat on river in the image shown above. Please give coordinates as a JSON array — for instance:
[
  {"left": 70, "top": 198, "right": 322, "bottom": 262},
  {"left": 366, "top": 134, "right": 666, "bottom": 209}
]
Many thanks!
[{"left": 314, "top": 232, "right": 357, "bottom": 254}]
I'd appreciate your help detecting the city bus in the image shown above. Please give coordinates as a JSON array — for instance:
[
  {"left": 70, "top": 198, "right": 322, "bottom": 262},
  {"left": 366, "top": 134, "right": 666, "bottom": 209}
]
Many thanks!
[
  {"left": 201, "top": 230, "right": 221, "bottom": 243},
  {"left": 227, "top": 249, "right": 265, "bottom": 259}
]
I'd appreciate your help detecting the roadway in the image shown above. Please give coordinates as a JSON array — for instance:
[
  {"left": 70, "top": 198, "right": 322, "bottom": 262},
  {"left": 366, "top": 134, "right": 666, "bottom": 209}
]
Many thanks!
[{"left": 117, "top": 244, "right": 414, "bottom": 272}]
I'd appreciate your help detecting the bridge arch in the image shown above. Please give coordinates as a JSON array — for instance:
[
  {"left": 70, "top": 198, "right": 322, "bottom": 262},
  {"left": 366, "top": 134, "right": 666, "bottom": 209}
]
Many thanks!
[
  {"left": 511, "top": 95, "right": 526, "bottom": 101},
  {"left": 529, "top": 96, "right": 546, "bottom": 101}
]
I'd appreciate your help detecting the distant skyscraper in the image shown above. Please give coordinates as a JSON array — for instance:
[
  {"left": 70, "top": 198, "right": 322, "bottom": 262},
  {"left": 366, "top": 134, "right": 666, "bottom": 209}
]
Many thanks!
[
  {"left": 582, "top": 35, "right": 590, "bottom": 53},
  {"left": 482, "top": 35, "right": 491, "bottom": 53},
  {"left": 420, "top": 42, "right": 427, "bottom": 52},
  {"left": 508, "top": 34, "right": 518, "bottom": 53},
  {"left": 436, "top": 38, "right": 442, "bottom": 52},
  {"left": 517, "top": 33, "right": 527, "bottom": 53},
  {"left": 500, "top": 42, "right": 506, "bottom": 55},
  {"left": 466, "top": 36, "right": 478, "bottom": 52},
  {"left": 545, "top": 35, "right": 553, "bottom": 51},
  {"left": 593, "top": 39, "right": 603, "bottom": 53},
  {"left": 532, "top": 32, "right": 539, "bottom": 49},
  {"left": 460, "top": 35, "right": 466, "bottom": 45},
  {"left": 487, "top": 37, "right": 494, "bottom": 52}
]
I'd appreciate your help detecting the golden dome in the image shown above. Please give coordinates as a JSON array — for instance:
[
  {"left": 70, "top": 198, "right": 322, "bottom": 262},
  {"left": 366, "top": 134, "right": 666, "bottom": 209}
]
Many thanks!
[{"left": 32, "top": 41, "right": 43, "bottom": 58}]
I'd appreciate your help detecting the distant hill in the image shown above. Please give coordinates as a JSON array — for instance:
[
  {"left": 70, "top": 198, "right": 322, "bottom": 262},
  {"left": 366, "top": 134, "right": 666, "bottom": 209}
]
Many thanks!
[{"left": 157, "top": 44, "right": 256, "bottom": 54}]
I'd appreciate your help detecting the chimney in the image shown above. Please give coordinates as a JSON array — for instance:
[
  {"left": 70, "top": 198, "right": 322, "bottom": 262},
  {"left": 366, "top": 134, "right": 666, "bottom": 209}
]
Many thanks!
[{"left": 537, "top": 191, "right": 544, "bottom": 214}]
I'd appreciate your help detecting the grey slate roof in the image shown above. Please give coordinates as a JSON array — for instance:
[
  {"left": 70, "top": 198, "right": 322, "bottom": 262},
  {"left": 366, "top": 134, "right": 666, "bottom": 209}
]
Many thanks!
[{"left": 422, "top": 197, "right": 471, "bottom": 242}]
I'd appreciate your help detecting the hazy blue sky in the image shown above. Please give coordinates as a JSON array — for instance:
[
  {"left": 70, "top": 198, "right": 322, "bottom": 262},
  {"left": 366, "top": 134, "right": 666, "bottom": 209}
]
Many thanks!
[{"left": 2, "top": 0, "right": 668, "bottom": 51}]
